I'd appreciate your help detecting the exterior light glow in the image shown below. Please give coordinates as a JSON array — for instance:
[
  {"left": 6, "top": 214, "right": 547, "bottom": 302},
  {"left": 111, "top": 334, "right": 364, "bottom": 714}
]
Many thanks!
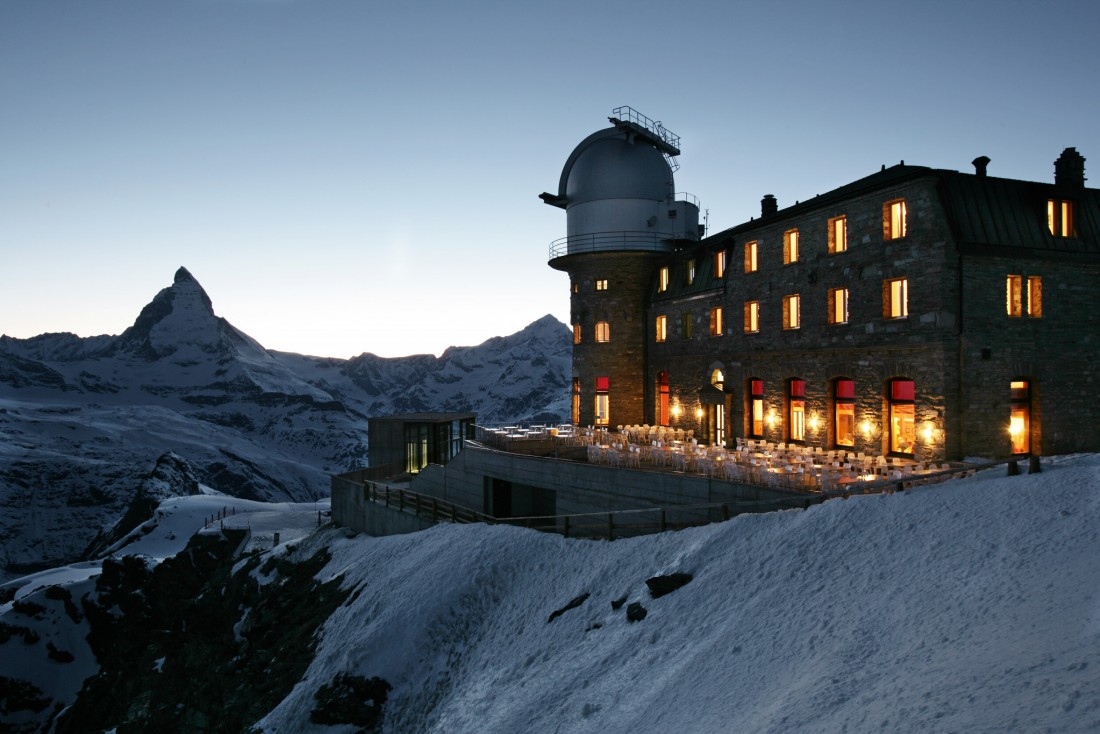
[
  {"left": 808, "top": 414, "right": 820, "bottom": 432},
  {"left": 861, "top": 420, "right": 874, "bottom": 437},
  {"left": 671, "top": 404, "right": 681, "bottom": 419},
  {"left": 766, "top": 409, "right": 778, "bottom": 428},
  {"left": 921, "top": 422, "right": 935, "bottom": 443},
  {"left": 695, "top": 407, "right": 704, "bottom": 420}
]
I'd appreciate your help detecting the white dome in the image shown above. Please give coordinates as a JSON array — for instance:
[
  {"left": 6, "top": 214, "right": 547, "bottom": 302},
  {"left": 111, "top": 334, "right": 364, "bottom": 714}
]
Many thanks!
[{"left": 564, "top": 134, "right": 673, "bottom": 206}]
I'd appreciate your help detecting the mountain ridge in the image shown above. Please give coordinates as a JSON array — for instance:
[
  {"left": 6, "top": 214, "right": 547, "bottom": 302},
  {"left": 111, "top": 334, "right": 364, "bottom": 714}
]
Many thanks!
[{"left": 0, "top": 268, "right": 571, "bottom": 581}]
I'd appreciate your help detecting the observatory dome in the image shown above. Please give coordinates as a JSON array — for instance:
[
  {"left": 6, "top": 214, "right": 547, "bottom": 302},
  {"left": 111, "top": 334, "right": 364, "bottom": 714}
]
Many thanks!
[{"left": 564, "top": 134, "right": 673, "bottom": 206}]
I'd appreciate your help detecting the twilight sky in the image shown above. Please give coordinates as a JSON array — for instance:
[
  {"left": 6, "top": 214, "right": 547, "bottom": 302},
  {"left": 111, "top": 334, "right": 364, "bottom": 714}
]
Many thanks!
[{"left": 3, "top": 0, "right": 1098, "bottom": 358}]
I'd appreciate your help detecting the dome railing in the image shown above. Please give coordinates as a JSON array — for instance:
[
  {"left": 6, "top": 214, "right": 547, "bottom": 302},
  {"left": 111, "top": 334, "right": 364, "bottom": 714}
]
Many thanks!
[{"left": 548, "top": 231, "right": 675, "bottom": 259}]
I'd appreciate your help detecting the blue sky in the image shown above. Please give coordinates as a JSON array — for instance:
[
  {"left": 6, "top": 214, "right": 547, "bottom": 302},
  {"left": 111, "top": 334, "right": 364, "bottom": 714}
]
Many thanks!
[{"left": 3, "top": 0, "right": 1097, "bottom": 358}]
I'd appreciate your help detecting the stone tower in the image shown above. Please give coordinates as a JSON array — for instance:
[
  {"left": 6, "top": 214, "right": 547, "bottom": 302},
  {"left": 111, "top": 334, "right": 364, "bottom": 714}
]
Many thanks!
[{"left": 542, "top": 108, "right": 700, "bottom": 427}]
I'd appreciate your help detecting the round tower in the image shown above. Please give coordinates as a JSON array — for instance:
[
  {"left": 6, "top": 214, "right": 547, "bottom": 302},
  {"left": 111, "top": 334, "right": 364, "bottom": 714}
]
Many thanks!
[{"left": 542, "top": 107, "right": 700, "bottom": 427}]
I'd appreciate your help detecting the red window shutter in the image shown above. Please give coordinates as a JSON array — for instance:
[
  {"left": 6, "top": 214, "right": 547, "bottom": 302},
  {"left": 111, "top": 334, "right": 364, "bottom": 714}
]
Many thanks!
[
  {"left": 596, "top": 376, "right": 610, "bottom": 392},
  {"left": 790, "top": 379, "right": 805, "bottom": 397},
  {"left": 750, "top": 379, "right": 764, "bottom": 396},
  {"left": 891, "top": 380, "right": 915, "bottom": 401},
  {"left": 836, "top": 379, "right": 855, "bottom": 399}
]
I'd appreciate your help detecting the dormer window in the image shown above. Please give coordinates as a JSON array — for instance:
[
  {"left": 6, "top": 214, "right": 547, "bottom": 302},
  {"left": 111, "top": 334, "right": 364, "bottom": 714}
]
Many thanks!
[
  {"left": 1048, "top": 199, "right": 1075, "bottom": 237},
  {"left": 658, "top": 266, "right": 669, "bottom": 292},
  {"left": 685, "top": 259, "right": 696, "bottom": 285}
]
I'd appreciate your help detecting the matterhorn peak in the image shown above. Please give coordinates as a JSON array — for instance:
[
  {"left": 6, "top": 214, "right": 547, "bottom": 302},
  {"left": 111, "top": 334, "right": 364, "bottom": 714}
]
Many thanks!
[
  {"left": 174, "top": 266, "right": 198, "bottom": 285},
  {"left": 109, "top": 267, "right": 223, "bottom": 360}
]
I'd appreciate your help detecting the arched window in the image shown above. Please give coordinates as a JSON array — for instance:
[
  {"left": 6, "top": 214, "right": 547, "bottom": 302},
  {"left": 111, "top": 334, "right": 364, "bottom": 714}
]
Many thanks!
[{"left": 711, "top": 369, "right": 724, "bottom": 390}]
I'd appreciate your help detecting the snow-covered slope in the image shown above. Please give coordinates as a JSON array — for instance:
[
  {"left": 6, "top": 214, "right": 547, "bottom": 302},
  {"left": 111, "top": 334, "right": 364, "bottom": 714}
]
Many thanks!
[
  {"left": 2, "top": 455, "right": 1097, "bottom": 733},
  {"left": 0, "top": 268, "right": 571, "bottom": 581}
]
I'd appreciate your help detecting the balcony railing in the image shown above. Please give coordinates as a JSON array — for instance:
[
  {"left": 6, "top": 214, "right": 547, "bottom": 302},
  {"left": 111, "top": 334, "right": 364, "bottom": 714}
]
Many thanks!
[{"left": 548, "top": 231, "right": 674, "bottom": 259}]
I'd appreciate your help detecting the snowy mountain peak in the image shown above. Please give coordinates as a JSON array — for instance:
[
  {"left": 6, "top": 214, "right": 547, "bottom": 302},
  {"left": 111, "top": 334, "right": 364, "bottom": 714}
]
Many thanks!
[
  {"left": 111, "top": 266, "right": 222, "bottom": 360},
  {"left": 173, "top": 265, "right": 199, "bottom": 285}
]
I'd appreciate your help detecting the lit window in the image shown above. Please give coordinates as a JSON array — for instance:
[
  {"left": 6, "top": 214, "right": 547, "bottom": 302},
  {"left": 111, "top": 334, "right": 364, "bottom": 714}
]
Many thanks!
[
  {"left": 829, "top": 215, "right": 847, "bottom": 254},
  {"left": 656, "top": 315, "right": 667, "bottom": 342},
  {"left": 595, "top": 279, "right": 608, "bottom": 291},
  {"left": 1048, "top": 199, "right": 1074, "bottom": 237},
  {"left": 1010, "top": 380, "right": 1031, "bottom": 454},
  {"left": 744, "top": 241, "right": 758, "bottom": 273},
  {"left": 744, "top": 301, "right": 760, "bottom": 333},
  {"left": 658, "top": 266, "right": 669, "bottom": 292},
  {"left": 709, "top": 307, "right": 723, "bottom": 336},
  {"left": 685, "top": 259, "right": 696, "bottom": 285},
  {"left": 782, "top": 294, "right": 801, "bottom": 330},
  {"left": 595, "top": 321, "right": 610, "bottom": 342},
  {"left": 829, "top": 287, "right": 849, "bottom": 325},
  {"left": 885, "top": 200, "right": 907, "bottom": 240},
  {"left": 789, "top": 379, "right": 805, "bottom": 443},
  {"left": 572, "top": 323, "right": 581, "bottom": 344},
  {"left": 715, "top": 250, "right": 727, "bottom": 278},
  {"left": 888, "top": 379, "right": 916, "bottom": 455},
  {"left": 784, "top": 229, "right": 800, "bottom": 264},
  {"left": 711, "top": 369, "right": 724, "bottom": 390},
  {"left": 595, "top": 376, "right": 610, "bottom": 426},
  {"left": 681, "top": 313, "right": 693, "bottom": 339},
  {"left": 884, "top": 278, "right": 908, "bottom": 319},
  {"left": 749, "top": 379, "right": 765, "bottom": 438},
  {"left": 572, "top": 281, "right": 579, "bottom": 294},
  {"left": 1007, "top": 275, "right": 1042, "bottom": 317},
  {"left": 834, "top": 378, "right": 855, "bottom": 448}
]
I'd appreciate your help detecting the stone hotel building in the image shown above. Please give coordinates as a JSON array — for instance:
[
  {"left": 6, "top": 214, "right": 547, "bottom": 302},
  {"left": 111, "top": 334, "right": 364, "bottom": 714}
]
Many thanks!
[{"left": 544, "top": 108, "right": 1099, "bottom": 461}]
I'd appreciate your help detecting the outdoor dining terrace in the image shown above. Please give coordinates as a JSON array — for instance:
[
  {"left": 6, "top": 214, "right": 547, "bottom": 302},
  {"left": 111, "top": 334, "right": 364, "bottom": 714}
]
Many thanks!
[{"left": 473, "top": 423, "right": 967, "bottom": 494}]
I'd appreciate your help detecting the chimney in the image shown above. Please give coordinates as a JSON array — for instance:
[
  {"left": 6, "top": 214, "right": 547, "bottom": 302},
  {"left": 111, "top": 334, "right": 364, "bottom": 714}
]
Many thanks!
[
  {"left": 761, "top": 194, "right": 777, "bottom": 218},
  {"left": 972, "top": 156, "right": 990, "bottom": 177},
  {"left": 1054, "top": 147, "right": 1086, "bottom": 188}
]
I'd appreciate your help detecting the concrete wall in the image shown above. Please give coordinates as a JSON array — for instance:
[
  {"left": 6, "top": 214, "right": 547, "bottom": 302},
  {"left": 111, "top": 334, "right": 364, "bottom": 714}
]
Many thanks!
[
  {"left": 331, "top": 476, "right": 436, "bottom": 537},
  {"left": 408, "top": 443, "right": 799, "bottom": 534}
]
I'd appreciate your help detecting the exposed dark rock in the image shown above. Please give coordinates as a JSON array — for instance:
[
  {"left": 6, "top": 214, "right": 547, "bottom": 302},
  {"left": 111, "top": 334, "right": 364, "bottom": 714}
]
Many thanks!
[
  {"left": 626, "top": 602, "right": 648, "bottom": 622},
  {"left": 82, "top": 453, "right": 203, "bottom": 560},
  {"left": 11, "top": 599, "right": 47, "bottom": 619},
  {"left": 44, "top": 585, "right": 83, "bottom": 624},
  {"left": 55, "top": 529, "right": 350, "bottom": 733},
  {"left": 610, "top": 594, "right": 628, "bottom": 610},
  {"left": 46, "top": 641, "right": 75, "bottom": 663},
  {"left": 0, "top": 620, "right": 40, "bottom": 645},
  {"left": 547, "top": 592, "right": 590, "bottom": 623},
  {"left": 645, "top": 572, "right": 694, "bottom": 598},
  {"left": 0, "top": 675, "right": 52, "bottom": 717},
  {"left": 310, "top": 673, "right": 392, "bottom": 731}
]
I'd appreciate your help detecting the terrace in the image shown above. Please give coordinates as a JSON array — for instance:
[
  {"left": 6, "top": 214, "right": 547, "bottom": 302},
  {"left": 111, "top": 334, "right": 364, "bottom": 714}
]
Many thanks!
[{"left": 473, "top": 423, "right": 969, "bottom": 495}]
